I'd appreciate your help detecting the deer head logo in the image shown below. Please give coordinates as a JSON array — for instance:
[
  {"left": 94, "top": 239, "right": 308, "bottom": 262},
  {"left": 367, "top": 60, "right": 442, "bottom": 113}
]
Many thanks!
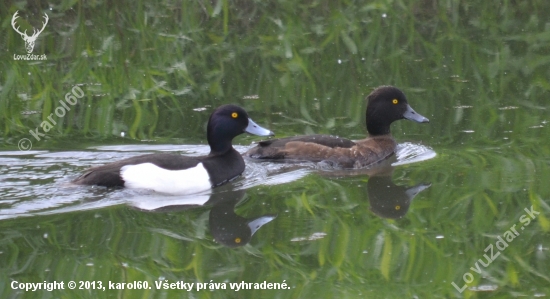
[{"left": 11, "top": 11, "right": 49, "bottom": 54}]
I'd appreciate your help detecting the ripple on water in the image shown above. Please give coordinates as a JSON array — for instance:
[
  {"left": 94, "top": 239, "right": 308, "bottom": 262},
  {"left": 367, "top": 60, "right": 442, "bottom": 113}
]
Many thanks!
[
  {"left": 393, "top": 142, "right": 437, "bottom": 166},
  {"left": 0, "top": 142, "right": 435, "bottom": 220}
]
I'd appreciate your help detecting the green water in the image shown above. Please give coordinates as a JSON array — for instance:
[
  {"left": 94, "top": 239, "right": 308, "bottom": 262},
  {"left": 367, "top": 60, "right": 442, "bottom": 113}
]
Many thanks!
[{"left": 1, "top": 0, "right": 550, "bottom": 298}]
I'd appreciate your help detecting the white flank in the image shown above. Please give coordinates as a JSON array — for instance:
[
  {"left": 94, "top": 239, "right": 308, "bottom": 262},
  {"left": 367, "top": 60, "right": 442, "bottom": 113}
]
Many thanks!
[{"left": 121, "top": 163, "right": 212, "bottom": 195}]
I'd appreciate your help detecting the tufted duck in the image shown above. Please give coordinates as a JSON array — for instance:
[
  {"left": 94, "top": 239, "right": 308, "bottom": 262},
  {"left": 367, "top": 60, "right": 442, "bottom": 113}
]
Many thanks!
[
  {"left": 73, "top": 105, "right": 274, "bottom": 194},
  {"left": 245, "top": 86, "right": 429, "bottom": 168}
]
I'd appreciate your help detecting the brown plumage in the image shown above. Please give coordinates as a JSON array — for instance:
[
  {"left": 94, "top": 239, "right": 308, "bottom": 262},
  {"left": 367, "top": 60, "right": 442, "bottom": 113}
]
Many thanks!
[{"left": 245, "top": 86, "right": 429, "bottom": 168}]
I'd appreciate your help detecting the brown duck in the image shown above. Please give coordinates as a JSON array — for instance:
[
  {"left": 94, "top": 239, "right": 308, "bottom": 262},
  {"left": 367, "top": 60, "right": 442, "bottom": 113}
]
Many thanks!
[{"left": 245, "top": 86, "right": 429, "bottom": 168}]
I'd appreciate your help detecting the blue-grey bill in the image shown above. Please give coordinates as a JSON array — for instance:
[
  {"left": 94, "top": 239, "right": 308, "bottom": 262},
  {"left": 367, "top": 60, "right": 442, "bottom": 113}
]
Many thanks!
[
  {"left": 245, "top": 118, "right": 275, "bottom": 136},
  {"left": 248, "top": 215, "right": 277, "bottom": 235},
  {"left": 403, "top": 105, "right": 430, "bottom": 123},
  {"left": 405, "top": 183, "right": 432, "bottom": 200}
]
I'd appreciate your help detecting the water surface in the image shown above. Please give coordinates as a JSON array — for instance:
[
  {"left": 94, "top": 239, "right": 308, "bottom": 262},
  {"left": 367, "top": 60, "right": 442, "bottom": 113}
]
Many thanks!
[{"left": 1, "top": 1, "right": 549, "bottom": 298}]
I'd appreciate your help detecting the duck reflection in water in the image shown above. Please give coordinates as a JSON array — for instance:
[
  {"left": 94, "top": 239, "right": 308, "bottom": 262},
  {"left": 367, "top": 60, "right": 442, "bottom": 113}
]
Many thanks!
[
  {"left": 322, "top": 157, "right": 431, "bottom": 219},
  {"left": 367, "top": 175, "right": 431, "bottom": 219},
  {"left": 132, "top": 189, "right": 276, "bottom": 248},
  {"left": 208, "top": 191, "right": 276, "bottom": 247}
]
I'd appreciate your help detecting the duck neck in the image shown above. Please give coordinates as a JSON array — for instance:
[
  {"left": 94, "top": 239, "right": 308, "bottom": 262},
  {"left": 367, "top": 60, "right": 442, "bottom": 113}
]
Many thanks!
[
  {"left": 207, "top": 123, "right": 234, "bottom": 155},
  {"left": 208, "top": 136, "right": 234, "bottom": 156},
  {"left": 366, "top": 118, "right": 391, "bottom": 136}
]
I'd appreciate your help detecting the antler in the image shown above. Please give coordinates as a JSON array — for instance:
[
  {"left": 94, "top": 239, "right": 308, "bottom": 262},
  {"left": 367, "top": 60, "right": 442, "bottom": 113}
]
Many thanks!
[
  {"left": 33, "top": 13, "right": 49, "bottom": 37},
  {"left": 11, "top": 11, "right": 27, "bottom": 36},
  {"left": 11, "top": 11, "right": 49, "bottom": 38}
]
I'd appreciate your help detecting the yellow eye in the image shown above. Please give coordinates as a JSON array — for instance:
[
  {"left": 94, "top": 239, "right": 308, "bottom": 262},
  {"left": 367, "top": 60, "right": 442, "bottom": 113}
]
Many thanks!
[
  {"left": 395, "top": 205, "right": 401, "bottom": 210},
  {"left": 231, "top": 112, "right": 238, "bottom": 118},
  {"left": 234, "top": 237, "right": 241, "bottom": 243},
  {"left": 392, "top": 99, "right": 398, "bottom": 104}
]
